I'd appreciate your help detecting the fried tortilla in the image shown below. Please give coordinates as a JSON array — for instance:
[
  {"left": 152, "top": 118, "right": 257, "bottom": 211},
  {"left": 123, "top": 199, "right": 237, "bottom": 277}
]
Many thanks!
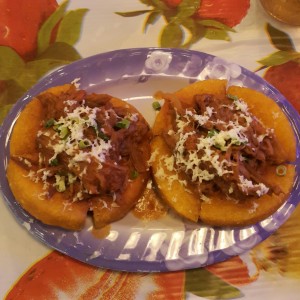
[
  {"left": 150, "top": 79, "right": 296, "bottom": 226},
  {"left": 7, "top": 84, "right": 151, "bottom": 230}
]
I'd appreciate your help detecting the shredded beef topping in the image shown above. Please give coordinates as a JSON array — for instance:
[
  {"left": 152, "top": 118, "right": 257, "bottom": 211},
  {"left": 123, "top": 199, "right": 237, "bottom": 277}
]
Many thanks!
[
  {"left": 15, "top": 86, "right": 150, "bottom": 202},
  {"left": 161, "top": 93, "right": 285, "bottom": 200}
]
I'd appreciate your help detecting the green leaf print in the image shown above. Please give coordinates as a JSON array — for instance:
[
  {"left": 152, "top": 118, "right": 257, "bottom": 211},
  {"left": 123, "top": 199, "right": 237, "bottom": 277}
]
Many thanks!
[
  {"left": 37, "top": 0, "right": 69, "bottom": 55},
  {"left": 160, "top": 23, "right": 184, "bottom": 47},
  {"left": 0, "top": 47, "right": 25, "bottom": 80},
  {"left": 258, "top": 50, "right": 300, "bottom": 66},
  {"left": 266, "top": 23, "right": 296, "bottom": 52},
  {"left": 185, "top": 268, "right": 243, "bottom": 299},
  {"left": 56, "top": 9, "right": 89, "bottom": 45},
  {"left": 115, "top": 10, "right": 152, "bottom": 17},
  {"left": 143, "top": 11, "right": 162, "bottom": 32}
]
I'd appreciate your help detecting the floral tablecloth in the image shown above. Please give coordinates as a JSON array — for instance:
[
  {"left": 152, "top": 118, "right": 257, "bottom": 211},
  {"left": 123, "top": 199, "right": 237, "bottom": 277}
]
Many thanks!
[{"left": 1, "top": 0, "right": 300, "bottom": 299}]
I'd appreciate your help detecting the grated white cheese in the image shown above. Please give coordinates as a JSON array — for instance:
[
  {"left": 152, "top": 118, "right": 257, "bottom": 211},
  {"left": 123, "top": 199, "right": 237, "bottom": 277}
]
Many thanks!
[
  {"left": 249, "top": 202, "right": 259, "bottom": 214},
  {"left": 234, "top": 99, "right": 248, "bottom": 113},
  {"left": 238, "top": 175, "right": 269, "bottom": 197},
  {"left": 129, "top": 113, "right": 139, "bottom": 122},
  {"left": 29, "top": 99, "right": 120, "bottom": 200},
  {"left": 38, "top": 191, "right": 48, "bottom": 200},
  {"left": 201, "top": 194, "right": 211, "bottom": 203},
  {"left": 43, "top": 103, "right": 112, "bottom": 169},
  {"left": 153, "top": 96, "right": 273, "bottom": 199},
  {"left": 172, "top": 109, "right": 237, "bottom": 182},
  {"left": 272, "top": 111, "right": 279, "bottom": 119}
]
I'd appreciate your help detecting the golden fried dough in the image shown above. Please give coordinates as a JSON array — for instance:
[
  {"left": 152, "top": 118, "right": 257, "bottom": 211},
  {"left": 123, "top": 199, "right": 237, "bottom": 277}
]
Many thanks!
[
  {"left": 7, "top": 84, "right": 151, "bottom": 230},
  {"left": 150, "top": 80, "right": 296, "bottom": 226}
]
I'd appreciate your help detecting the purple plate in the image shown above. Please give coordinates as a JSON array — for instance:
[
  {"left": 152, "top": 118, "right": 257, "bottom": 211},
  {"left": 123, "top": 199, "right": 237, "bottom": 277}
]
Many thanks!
[{"left": 1, "top": 48, "right": 300, "bottom": 272}]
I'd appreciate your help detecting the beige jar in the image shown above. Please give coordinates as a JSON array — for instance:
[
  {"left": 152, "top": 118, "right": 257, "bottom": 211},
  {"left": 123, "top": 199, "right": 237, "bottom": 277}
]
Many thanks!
[{"left": 260, "top": 0, "right": 300, "bottom": 26}]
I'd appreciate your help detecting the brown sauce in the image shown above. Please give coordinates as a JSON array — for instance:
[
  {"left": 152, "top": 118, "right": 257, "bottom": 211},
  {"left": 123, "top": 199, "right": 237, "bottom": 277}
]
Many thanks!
[
  {"left": 132, "top": 181, "right": 168, "bottom": 221},
  {"left": 90, "top": 180, "right": 167, "bottom": 239},
  {"left": 91, "top": 225, "right": 111, "bottom": 239}
]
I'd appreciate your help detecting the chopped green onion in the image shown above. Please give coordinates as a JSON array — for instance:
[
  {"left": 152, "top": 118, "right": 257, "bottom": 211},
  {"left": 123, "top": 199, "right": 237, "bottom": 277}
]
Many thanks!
[
  {"left": 71, "top": 117, "right": 80, "bottom": 124},
  {"left": 93, "top": 126, "right": 110, "bottom": 141},
  {"left": 56, "top": 181, "right": 66, "bottom": 192},
  {"left": 98, "top": 130, "right": 110, "bottom": 141},
  {"left": 53, "top": 123, "right": 62, "bottom": 131},
  {"left": 227, "top": 94, "right": 239, "bottom": 101},
  {"left": 214, "top": 143, "right": 223, "bottom": 150},
  {"left": 78, "top": 140, "right": 90, "bottom": 149},
  {"left": 115, "top": 118, "right": 130, "bottom": 129},
  {"left": 207, "top": 129, "right": 219, "bottom": 137},
  {"left": 214, "top": 142, "right": 227, "bottom": 151},
  {"left": 232, "top": 139, "right": 245, "bottom": 146},
  {"left": 93, "top": 126, "right": 99, "bottom": 134},
  {"left": 50, "top": 158, "right": 59, "bottom": 166},
  {"left": 54, "top": 175, "right": 66, "bottom": 192},
  {"left": 130, "top": 170, "right": 139, "bottom": 179},
  {"left": 58, "top": 127, "right": 70, "bottom": 139},
  {"left": 67, "top": 173, "right": 77, "bottom": 184},
  {"left": 45, "top": 118, "right": 55, "bottom": 128},
  {"left": 276, "top": 165, "right": 287, "bottom": 176},
  {"left": 152, "top": 101, "right": 161, "bottom": 111}
]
